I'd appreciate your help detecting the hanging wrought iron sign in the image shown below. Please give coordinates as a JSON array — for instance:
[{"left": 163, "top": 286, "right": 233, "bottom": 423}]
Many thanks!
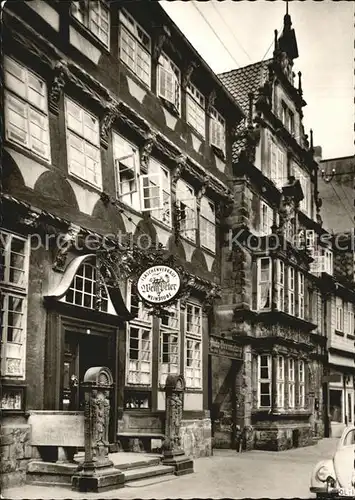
[{"left": 137, "top": 265, "right": 181, "bottom": 305}]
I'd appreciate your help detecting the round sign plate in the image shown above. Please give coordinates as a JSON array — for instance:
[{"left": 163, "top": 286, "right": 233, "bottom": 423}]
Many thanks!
[{"left": 137, "top": 265, "right": 181, "bottom": 304}]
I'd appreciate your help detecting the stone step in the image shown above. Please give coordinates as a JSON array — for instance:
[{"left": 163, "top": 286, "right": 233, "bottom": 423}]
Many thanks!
[
  {"left": 125, "top": 473, "right": 177, "bottom": 488},
  {"left": 124, "top": 464, "right": 175, "bottom": 483},
  {"left": 26, "top": 461, "right": 78, "bottom": 486},
  {"left": 115, "top": 457, "right": 161, "bottom": 471}
]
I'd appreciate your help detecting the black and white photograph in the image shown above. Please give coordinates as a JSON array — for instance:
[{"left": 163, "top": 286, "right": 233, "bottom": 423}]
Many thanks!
[{"left": 0, "top": 0, "right": 354, "bottom": 498}]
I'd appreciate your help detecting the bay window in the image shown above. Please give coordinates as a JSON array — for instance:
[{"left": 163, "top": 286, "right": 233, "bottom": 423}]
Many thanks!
[
  {"left": 209, "top": 107, "right": 225, "bottom": 154},
  {"left": 288, "top": 359, "right": 295, "bottom": 408},
  {"left": 0, "top": 231, "right": 29, "bottom": 379},
  {"left": 299, "top": 360, "right": 305, "bottom": 408},
  {"left": 186, "top": 83, "right": 205, "bottom": 137},
  {"left": 157, "top": 53, "right": 181, "bottom": 113},
  {"left": 65, "top": 97, "right": 102, "bottom": 189},
  {"left": 277, "top": 356, "right": 285, "bottom": 408},
  {"left": 258, "top": 354, "right": 271, "bottom": 408},
  {"left": 140, "top": 159, "right": 171, "bottom": 227},
  {"left": 119, "top": 9, "right": 151, "bottom": 87},
  {"left": 176, "top": 179, "right": 197, "bottom": 242},
  {"left": 71, "top": 0, "right": 110, "bottom": 47},
  {"left": 199, "top": 197, "right": 216, "bottom": 252},
  {"left": 4, "top": 56, "right": 50, "bottom": 160},
  {"left": 159, "top": 303, "right": 180, "bottom": 386},
  {"left": 113, "top": 132, "right": 140, "bottom": 210},
  {"left": 276, "top": 260, "right": 285, "bottom": 312},
  {"left": 287, "top": 267, "right": 295, "bottom": 316},
  {"left": 257, "top": 257, "right": 272, "bottom": 311},
  {"left": 185, "top": 303, "right": 202, "bottom": 389},
  {"left": 298, "top": 272, "right": 305, "bottom": 319}
]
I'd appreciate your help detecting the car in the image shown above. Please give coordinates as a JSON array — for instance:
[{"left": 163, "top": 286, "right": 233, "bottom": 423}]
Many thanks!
[{"left": 310, "top": 425, "right": 355, "bottom": 498}]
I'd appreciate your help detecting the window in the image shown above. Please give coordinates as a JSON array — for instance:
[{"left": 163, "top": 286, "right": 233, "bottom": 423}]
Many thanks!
[
  {"left": 4, "top": 56, "right": 50, "bottom": 160},
  {"left": 346, "top": 303, "right": 354, "bottom": 336},
  {"left": 258, "top": 354, "right": 271, "bottom": 408},
  {"left": 288, "top": 358, "right": 295, "bottom": 408},
  {"left": 299, "top": 360, "right": 305, "bottom": 408},
  {"left": 176, "top": 179, "right": 197, "bottom": 242},
  {"left": 276, "top": 260, "right": 285, "bottom": 312},
  {"left": 160, "top": 303, "right": 180, "bottom": 385},
  {"left": 298, "top": 272, "right": 305, "bottom": 319},
  {"left": 119, "top": 9, "right": 151, "bottom": 87},
  {"left": 199, "top": 197, "right": 216, "bottom": 252},
  {"left": 281, "top": 101, "right": 295, "bottom": 136},
  {"left": 322, "top": 248, "right": 333, "bottom": 275},
  {"left": 65, "top": 97, "right": 102, "bottom": 189},
  {"left": 277, "top": 356, "right": 285, "bottom": 408},
  {"left": 210, "top": 107, "right": 225, "bottom": 154},
  {"left": 336, "top": 297, "right": 344, "bottom": 332},
  {"left": 71, "top": 0, "right": 110, "bottom": 47},
  {"left": 126, "top": 282, "right": 152, "bottom": 386},
  {"left": 186, "top": 83, "right": 205, "bottom": 137},
  {"left": 140, "top": 159, "right": 171, "bottom": 227},
  {"left": 64, "top": 262, "right": 115, "bottom": 314},
  {"left": 113, "top": 132, "right": 139, "bottom": 210},
  {"left": 287, "top": 267, "right": 295, "bottom": 316},
  {"left": 305, "top": 230, "right": 315, "bottom": 252},
  {"left": 270, "top": 140, "right": 286, "bottom": 189},
  {"left": 157, "top": 53, "right": 180, "bottom": 113},
  {"left": 185, "top": 303, "right": 202, "bottom": 389},
  {"left": 0, "top": 231, "right": 29, "bottom": 379},
  {"left": 260, "top": 202, "right": 273, "bottom": 236},
  {"left": 257, "top": 257, "right": 272, "bottom": 311}
]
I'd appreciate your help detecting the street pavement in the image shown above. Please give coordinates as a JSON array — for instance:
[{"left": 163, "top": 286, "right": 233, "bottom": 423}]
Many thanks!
[{"left": 3, "top": 438, "right": 338, "bottom": 499}]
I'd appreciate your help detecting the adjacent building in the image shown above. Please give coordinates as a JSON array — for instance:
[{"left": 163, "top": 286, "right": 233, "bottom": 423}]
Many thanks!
[{"left": 1, "top": 0, "right": 245, "bottom": 485}]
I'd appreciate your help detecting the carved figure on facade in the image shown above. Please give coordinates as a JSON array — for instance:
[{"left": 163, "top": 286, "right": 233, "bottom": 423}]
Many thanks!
[
  {"left": 100, "top": 101, "right": 121, "bottom": 146},
  {"left": 207, "top": 89, "right": 217, "bottom": 114},
  {"left": 49, "top": 60, "right": 69, "bottom": 114},
  {"left": 182, "top": 61, "right": 199, "bottom": 90},
  {"left": 53, "top": 223, "right": 81, "bottom": 272},
  {"left": 196, "top": 175, "right": 211, "bottom": 203},
  {"left": 153, "top": 25, "right": 171, "bottom": 63},
  {"left": 19, "top": 211, "right": 40, "bottom": 228},
  {"left": 172, "top": 154, "right": 187, "bottom": 184},
  {"left": 140, "top": 131, "right": 157, "bottom": 172}
]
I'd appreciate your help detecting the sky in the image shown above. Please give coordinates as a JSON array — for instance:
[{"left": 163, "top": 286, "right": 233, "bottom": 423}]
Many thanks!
[{"left": 162, "top": 0, "right": 354, "bottom": 160}]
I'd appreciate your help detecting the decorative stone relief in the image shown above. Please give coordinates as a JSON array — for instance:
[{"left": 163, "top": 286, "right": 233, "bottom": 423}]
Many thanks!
[
  {"left": 140, "top": 131, "right": 157, "bottom": 173},
  {"left": 172, "top": 154, "right": 187, "bottom": 185},
  {"left": 153, "top": 26, "right": 171, "bottom": 63},
  {"left": 100, "top": 101, "right": 121, "bottom": 148},
  {"left": 182, "top": 61, "right": 199, "bottom": 91},
  {"left": 207, "top": 89, "right": 217, "bottom": 114},
  {"left": 49, "top": 60, "right": 69, "bottom": 114},
  {"left": 53, "top": 223, "right": 81, "bottom": 272},
  {"left": 19, "top": 211, "right": 40, "bottom": 228}
]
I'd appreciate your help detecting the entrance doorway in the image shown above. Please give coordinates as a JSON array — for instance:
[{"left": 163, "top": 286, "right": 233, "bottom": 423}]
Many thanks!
[{"left": 62, "top": 332, "right": 109, "bottom": 411}]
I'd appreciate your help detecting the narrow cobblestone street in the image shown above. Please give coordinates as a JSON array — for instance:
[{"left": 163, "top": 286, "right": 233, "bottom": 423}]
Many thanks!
[{"left": 4, "top": 438, "right": 338, "bottom": 499}]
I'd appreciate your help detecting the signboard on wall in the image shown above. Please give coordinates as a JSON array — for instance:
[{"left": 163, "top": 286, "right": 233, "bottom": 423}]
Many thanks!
[
  {"left": 209, "top": 336, "right": 243, "bottom": 360},
  {"left": 137, "top": 265, "right": 181, "bottom": 304}
]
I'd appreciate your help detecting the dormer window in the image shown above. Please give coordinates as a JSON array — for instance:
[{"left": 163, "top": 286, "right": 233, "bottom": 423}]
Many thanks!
[
  {"left": 209, "top": 107, "right": 225, "bottom": 154},
  {"left": 71, "top": 0, "right": 110, "bottom": 48},
  {"left": 186, "top": 83, "right": 205, "bottom": 138},
  {"left": 157, "top": 53, "right": 181, "bottom": 114},
  {"left": 119, "top": 9, "right": 151, "bottom": 87}
]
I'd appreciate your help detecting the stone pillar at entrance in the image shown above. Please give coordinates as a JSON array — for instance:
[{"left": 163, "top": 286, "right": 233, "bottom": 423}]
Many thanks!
[
  {"left": 71, "top": 367, "right": 124, "bottom": 492},
  {"left": 162, "top": 374, "right": 194, "bottom": 475}
]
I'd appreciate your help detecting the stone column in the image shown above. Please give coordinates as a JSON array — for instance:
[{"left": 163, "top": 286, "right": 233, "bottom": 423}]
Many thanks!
[
  {"left": 71, "top": 367, "right": 124, "bottom": 492},
  {"left": 162, "top": 374, "right": 194, "bottom": 476}
]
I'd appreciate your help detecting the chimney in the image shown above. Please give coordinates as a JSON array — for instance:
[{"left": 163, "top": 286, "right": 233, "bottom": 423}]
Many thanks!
[{"left": 313, "top": 145, "right": 322, "bottom": 164}]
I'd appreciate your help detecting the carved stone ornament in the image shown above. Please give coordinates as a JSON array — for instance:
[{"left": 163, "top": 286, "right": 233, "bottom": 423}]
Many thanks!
[
  {"left": 140, "top": 131, "right": 157, "bottom": 173},
  {"left": 153, "top": 25, "right": 171, "bottom": 63},
  {"left": 53, "top": 223, "right": 81, "bottom": 272},
  {"left": 172, "top": 154, "right": 187, "bottom": 184},
  {"left": 197, "top": 175, "right": 211, "bottom": 202},
  {"left": 49, "top": 60, "right": 69, "bottom": 114},
  {"left": 182, "top": 61, "right": 199, "bottom": 91},
  {"left": 277, "top": 195, "right": 295, "bottom": 241},
  {"left": 100, "top": 101, "right": 121, "bottom": 147},
  {"left": 19, "top": 211, "right": 40, "bottom": 228},
  {"left": 207, "top": 89, "right": 217, "bottom": 113},
  {"left": 202, "top": 282, "right": 221, "bottom": 313}
]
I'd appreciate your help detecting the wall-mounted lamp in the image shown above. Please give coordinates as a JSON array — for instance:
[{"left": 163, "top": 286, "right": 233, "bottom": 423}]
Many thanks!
[{"left": 321, "top": 168, "right": 336, "bottom": 183}]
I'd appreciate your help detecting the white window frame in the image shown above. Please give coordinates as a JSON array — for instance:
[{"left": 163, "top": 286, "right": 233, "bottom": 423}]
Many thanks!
[
  {"left": 176, "top": 179, "right": 197, "bottom": 243},
  {"left": 159, "top": 302, "right": 180, "bottom": 386},
  {"left": 298, "top": 272, "right": 305, "bottom": 319},
  {"left": 287, "top": 267, "right": 295, "bottom": 316},
  {"left": 277, "top": 356, "right": 285, "bottom": 409},
  {"left": 257, "top": 257, "right": 272, "bottom": 311},
  {"left": 71, "top": 0, "right": 110, "bottom": 48},
  {"left": 64, "top": 97, "right": 102, "bottom": 189},
  {"left": 346, "top": 303, "right": 354, "bottom": 336},
  {"left": 113, "top": 132, "right": 140, "bottom": 210},
  {"left": 0, "top": 230, "right": 30, "bottom": 380},
  {"left": 157, "top": 52, "right": 181, "bottom": 114},
  {"left": 139, "top": 159, "right": 171, "bottom": 227},
  {"left": 186, "top": 83, "right": 205, "bottom": 138},
  {"left": 209, "top": 107, "right": 225, "bottom": 154},
  {"left": 323, "top": 248, "right": 333, "bottom": 275},
  {"left": 260, "top": 202, "right": 273, "bottom": 236},
  {"left": 288, "top": 358, "right": 295, "bottom": 408},
  {"left": 258, "top": 354, "right": 272, "bottom": 408},
  {"left": 126, "top": 281, "right": 152, "bottom": 386},
  {"left": 336, "top": 296, "right": 344, "bottom": 332},
  {"left": 4, "top": 56, "right": 51, "bottom": 161},
  {"left": 185, "top": 302, "right": 202, "bottom": 389},
  {"left": 199, "top": 196, "right": 216, "bottom": 253},
  {"left": 299, "top": 360, "right": 305, "bottom": 408},
  {"left": 270, "top": 139, "right": 285, "bottom": 189},
  {"left": 119, "top": 9, "right": 151, "bottom": 87},
  {"left": 276, "top": 260, "right": 285, "bottom": 312}
]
